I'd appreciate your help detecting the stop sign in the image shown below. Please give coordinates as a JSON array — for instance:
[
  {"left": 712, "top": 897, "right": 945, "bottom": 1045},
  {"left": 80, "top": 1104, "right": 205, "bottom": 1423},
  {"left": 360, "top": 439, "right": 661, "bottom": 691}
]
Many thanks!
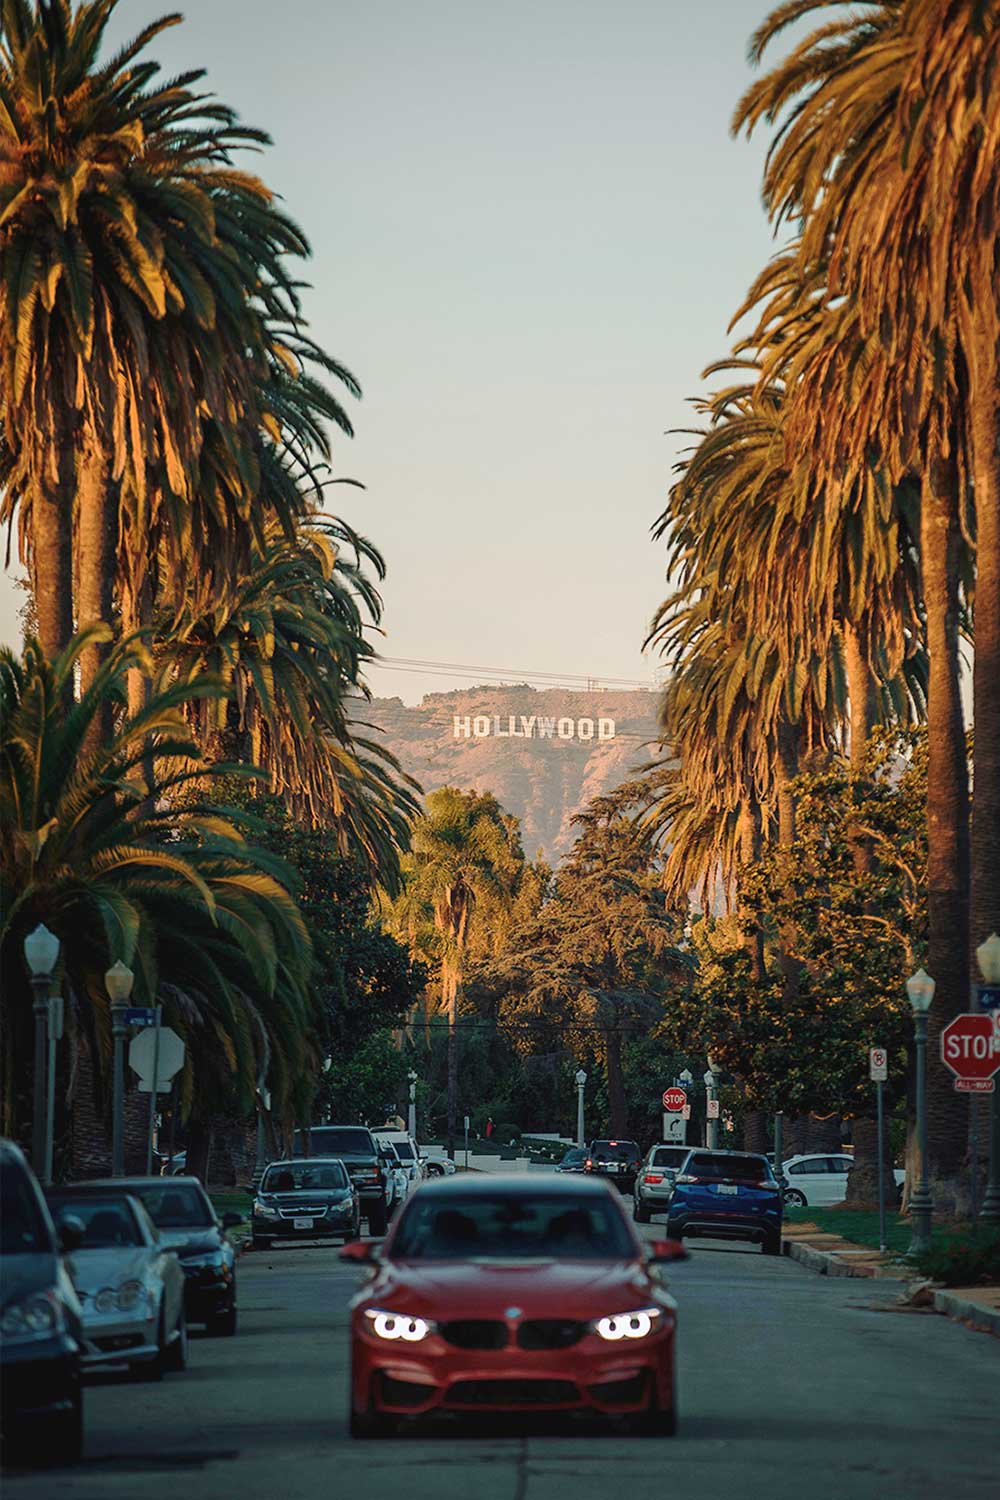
[
  {"left": 940, "top": 1014, "right": 1000, "bottom": 1091},
  {"left": 662, "top": 1087, "right": 687, "bottom": 1112}
]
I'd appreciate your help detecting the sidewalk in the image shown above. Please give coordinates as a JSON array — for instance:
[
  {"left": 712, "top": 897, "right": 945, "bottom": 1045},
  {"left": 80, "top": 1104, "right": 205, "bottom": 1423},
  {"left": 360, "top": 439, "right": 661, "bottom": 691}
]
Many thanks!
[{"left": 782, "top": 1221, "right": 1000, "bottom": 1338}]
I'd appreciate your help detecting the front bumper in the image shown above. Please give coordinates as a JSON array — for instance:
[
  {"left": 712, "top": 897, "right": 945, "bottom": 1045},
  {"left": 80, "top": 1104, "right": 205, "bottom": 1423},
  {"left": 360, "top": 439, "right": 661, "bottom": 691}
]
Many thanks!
[
  {"left": 79, "top": 1309, "right": 160, "bottom": 1369},
  {"left": 352, "top": 1321, "right": 675, "bottom": 1418},
  {"left": 0, "top": 1337, "right": 79, "bottom": 1427},
  {"left": 253, "top": 1212, "right": 355, "bottom": 1242},
  {"left": 178, "top": 1259, "right": 234, "bottom": 1322}
]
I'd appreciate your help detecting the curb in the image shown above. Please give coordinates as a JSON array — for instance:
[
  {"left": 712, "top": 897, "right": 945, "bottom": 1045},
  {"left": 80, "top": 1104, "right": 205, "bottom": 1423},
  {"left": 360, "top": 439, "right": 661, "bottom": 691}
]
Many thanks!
[
  {"left": 782, "top": 1240, "right": 896, "bottom": 1279},
  {"left": 932, "top": 1289, "right": 1000, "bottom": 1338}
]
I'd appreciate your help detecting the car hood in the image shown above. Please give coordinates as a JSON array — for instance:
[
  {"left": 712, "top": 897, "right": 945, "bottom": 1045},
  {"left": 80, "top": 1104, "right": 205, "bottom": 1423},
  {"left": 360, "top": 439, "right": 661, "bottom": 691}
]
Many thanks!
[
  {"left": 154, "top": 1228, "right": 223, "bottom": 1256},
  {"left": 67, "top": 1246, "right": 152, "bottom": 1293},
  {"left": 0, "top": 1251, "right": 60, "bottom": 1312},
  {"left": 365, "top": 1259, "right": 652, "bottom": 1319}
]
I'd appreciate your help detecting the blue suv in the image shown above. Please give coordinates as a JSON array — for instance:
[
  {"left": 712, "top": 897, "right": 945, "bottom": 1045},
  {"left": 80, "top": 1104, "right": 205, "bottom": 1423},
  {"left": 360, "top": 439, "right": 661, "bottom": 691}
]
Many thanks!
[{"left": 666, "top": 1150, "right": 782, "bottom": 1255}]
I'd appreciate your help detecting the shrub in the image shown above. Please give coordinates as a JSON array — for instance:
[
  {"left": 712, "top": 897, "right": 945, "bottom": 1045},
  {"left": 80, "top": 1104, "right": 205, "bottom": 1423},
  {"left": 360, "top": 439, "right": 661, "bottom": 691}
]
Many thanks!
[
  {"left": 495, "top": 1122, "right": 521, "bottom": 1146},
  {"left": 913, "top": 1230, "right": 1000, "bottom": 1287}
]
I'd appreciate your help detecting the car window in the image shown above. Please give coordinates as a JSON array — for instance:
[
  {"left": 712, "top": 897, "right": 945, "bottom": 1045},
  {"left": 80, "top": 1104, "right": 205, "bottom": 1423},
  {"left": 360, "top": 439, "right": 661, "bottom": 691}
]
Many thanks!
[
  {"left": 787, "top": 1160, "right": 815, "bottom": 1175},
  {"left": 262, "top": 1161, "right": 349, "bottom": 1192},
  {"left": 831, "top": 1157, "right": 853, "bottom": 1172},
  {"left": 391, "top": 1193, "right": 635, "bottom": 1261},
  {"left": 560, "top": 1148, "right": 587, "bottom": 1167},
  {"left": 0, "top": 1163, "right": 51, "bottom": 1254},
  {"left": 591, "top": 1141, "right": 639, "bottom": 1161},
  {"left": 298, "top": 1127, "right": 374, "bottom": 1156},
  {"left": 391, "top": 1141, "right": 415, "bottom": 1161},
  {"left": 684, "top": 1154, "right": 773, "bottom": 1182},
  {"left": 128, "top": 1183, "right": 214, "bottom": 1228},
  {"left": 49, "top": 1196, "right": 141, "bottom": 1248},
  {"left": 651, "top": 1148, "right": 689, "bottom": 1167}
]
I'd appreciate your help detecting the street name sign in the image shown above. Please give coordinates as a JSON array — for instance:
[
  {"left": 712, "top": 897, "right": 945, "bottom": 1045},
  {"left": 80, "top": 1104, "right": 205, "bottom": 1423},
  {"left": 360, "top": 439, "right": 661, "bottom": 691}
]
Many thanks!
[
  {"left": 124, "top": 1007, "right": 157, "bottom": 1027},
  {"left": 977, "top": 984, "right": 1000, "bottom": 1012},
  {"left": 869, "top": 1048, "right": 888, "bottom": 1082},
  {"left": 662, "top": 1087, "right": 687, "bottom": 1112},
  {"left": 940, "top": 1013, "right": 999, "bottom": 1094}
]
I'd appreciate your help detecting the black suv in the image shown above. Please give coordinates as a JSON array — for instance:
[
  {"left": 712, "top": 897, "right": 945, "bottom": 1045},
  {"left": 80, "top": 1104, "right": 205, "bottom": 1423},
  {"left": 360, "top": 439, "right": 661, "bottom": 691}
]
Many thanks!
[
  {"left": 293, "top": 1126, "right": 390, "bottom": 1235},
  {"left": 252, "top": 1158, "right": 360, "bottom": 1248},
  {"left": 584, "top": 1139, "right": 642, "bottom": 1192},
  {"left": 1, "top": 1140, "right": 85, "bottom": 1464}
]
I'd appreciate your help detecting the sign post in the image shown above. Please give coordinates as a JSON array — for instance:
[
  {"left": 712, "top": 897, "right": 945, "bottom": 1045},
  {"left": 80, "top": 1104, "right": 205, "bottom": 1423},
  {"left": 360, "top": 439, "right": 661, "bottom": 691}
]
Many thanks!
[
  {"left": 662, "top": 1087, "right": 688, "bottom": 1146},
  {"left": 869, "top": 1047, "right": 888, "bottom": 1252},
  {"left": 463, "top": 1114, "right": 470, "bottom": 1170},
  {"left": 145, "top": 1006, "right": 163, "bottom": 1174}
]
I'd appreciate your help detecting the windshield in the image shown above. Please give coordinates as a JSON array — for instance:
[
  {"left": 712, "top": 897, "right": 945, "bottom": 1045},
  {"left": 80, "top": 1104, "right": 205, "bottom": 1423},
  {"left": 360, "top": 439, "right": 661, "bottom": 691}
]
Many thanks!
[
  {"left": 560, "top": 1148, "right": 587, "bottom": 1166},
  {"left": 299, "top": 1128, "right": 373, "bottom": 1156},
  {"left": 261, "top": 1161, "right": 348, "bottom": 1192},
  {"left": 0, "top": 1165, "right": 50, "bottom": 1254},
  {"left": 128, "top": 1183, "right": 214, "bottom": 1229},
  {"left": 391, "top": 1192, "right": 635, "bottom": 1261},
  {"left": 390, "top": 1141, "right": 415, "bottom": 1161},
  {"left": 50, "top": 1197, "right": 141, "bottom": 1248},
  {"left": 591, "top": 1141, "right": 639, "bottom": 1161},
  {"left": 685, "top": 1154, "right": 772, "bottom": 1182}
]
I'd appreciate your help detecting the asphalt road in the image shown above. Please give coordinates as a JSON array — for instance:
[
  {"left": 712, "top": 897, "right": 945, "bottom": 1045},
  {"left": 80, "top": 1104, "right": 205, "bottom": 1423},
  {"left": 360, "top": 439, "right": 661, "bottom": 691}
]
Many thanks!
[{"left": 5, "top": 1221, "right": 997, "bottom": 1500}]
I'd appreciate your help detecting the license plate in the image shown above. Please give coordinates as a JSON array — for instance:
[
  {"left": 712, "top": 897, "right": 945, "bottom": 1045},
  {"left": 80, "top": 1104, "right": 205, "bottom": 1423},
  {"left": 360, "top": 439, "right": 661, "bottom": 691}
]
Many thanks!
[
  {"left": 293, "top": 1216, "right": 314, "bottom": 1229},
  {"left": 714, "top": 1184, "right": 738, "bottom": 1195}
]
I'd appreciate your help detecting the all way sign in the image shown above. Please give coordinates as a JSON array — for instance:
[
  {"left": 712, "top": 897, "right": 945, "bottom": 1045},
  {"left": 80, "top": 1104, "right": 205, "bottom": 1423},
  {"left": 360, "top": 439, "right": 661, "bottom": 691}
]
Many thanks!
[{"left": 940, "top": 1014, "right": 1000, "bottom": 1094}]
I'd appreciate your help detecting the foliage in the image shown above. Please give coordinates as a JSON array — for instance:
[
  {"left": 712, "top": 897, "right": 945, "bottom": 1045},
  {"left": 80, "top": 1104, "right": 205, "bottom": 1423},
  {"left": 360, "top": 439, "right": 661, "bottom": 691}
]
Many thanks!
[{"left": 913, "top": 1230, "right": 1000, "bottom": 1288}]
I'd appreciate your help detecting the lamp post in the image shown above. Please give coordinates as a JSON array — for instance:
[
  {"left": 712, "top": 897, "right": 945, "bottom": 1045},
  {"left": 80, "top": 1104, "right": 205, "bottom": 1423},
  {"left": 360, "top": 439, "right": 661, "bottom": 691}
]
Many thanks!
[
  {"left": 408, "top": 1070, "right": 418, "bottom": 1141},
  {"left": 905, "top": 966, "right": 936, "bottom": 1257},
  {"left": 704, "top": 1064, "right": 718, "bottom": 1150},
  {"left": 105, "top": 960, "right": 135, "bottom": 1177},
  {"left": 24, "top": 925, "right": 60, "bottom": 1178},
  {"left": 575, "top": 1069, "right": 587, "bottom": 1147},
  {"left": 976, "top": 934, "right": 1000, "bottom": 1224},
  {"left": 678, "top": 1069, "right": 693, "bottom": 1144}
]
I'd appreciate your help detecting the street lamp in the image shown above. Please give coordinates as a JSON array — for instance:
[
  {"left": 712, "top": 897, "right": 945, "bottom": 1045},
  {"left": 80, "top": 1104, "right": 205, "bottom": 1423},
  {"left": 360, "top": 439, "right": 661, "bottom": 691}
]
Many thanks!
[
  {"left": 105, "top": 960, "right": 135, "bottom": 1177},
  {"left": 905, "top": 966, "right": 936, "bottom": 1257},
  {"left": 976, "top": 934, "right": 1000, "bottom": 1224},
  {"left": 408, "top": 1070, "right": 418, "bottom": 1141},
  {"left": 575, "top": 1069, "right": 587, "bottom": 1147},
  {"left": 704, "top": 1065, "right": 718, "bottom": 1150},
  {"left": 24, "top": 925, "right": 60, "bottom": 1179}
]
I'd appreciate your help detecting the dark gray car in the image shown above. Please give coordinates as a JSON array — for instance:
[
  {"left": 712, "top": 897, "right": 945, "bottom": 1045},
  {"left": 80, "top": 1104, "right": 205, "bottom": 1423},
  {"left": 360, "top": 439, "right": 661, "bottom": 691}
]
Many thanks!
[{"left": 253, "top": 1158, "right": 360, "bottom": 1248}]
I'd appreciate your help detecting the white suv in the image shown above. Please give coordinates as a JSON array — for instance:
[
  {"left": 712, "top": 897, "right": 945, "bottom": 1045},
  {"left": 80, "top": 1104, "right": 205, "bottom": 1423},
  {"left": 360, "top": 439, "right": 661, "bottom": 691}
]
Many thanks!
[{"left": 373, "top": 1130, "right": 423, "bottom": 1190}]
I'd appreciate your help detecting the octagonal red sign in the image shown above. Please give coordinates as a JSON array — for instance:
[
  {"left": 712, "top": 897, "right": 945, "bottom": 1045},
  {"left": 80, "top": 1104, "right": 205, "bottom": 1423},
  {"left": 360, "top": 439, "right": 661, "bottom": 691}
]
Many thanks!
[
  {"left": 940, "top": 1014, "right": 1000, "bottom": 1081},
  {"left": 662, "top": 1087, "right": 687, "bottom": 1112}
]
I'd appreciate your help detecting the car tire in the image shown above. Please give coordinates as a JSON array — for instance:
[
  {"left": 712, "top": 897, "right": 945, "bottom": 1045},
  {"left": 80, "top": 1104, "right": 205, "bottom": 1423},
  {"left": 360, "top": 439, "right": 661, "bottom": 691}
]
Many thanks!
[
  {"left": 633, "top": 1375, "right": 677, "bottom": 1437},
  {"left": 367, "top": 1199, "right": 388, "bottom": 1236},
  {"left": 137, "top": 1309, "right": 166, "bottom": 1381},
  {"left": 762, "top": 1230, "right": 782, "bottom": 1257},
  {"left": 665, "top": 1218, "right": 684, "bottom": 1242},
  {"left": 252, "top": 1234, "right": 273, "bottom": 1251},
  {"left": 783, "top": 1189, "right": 807, "bottom": 1209},
  {"left": 349, "top": 1398, "right": 394, "bottom": 1439},
  {"left": 208, "top": 1299, "right": 238, "bottom": 1337},
  {"left": 165, "top": 1310, "right": 189, "bottom": 1372},
  {"left": 634, "top": 1198, "right": 650, "bottom": 1223},
  {"left": 424, "top": 1161, "right": 444, "bottom": 1177}
]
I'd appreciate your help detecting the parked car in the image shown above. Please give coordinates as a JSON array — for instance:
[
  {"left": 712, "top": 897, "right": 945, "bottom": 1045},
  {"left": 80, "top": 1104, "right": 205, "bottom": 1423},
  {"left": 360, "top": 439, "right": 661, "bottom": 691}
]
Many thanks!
[
  {"left": 667, "top": 1150, "right": 782, "bottom": 1254},
  {"left": 584, "top": 1139, "right": 642, "bottom": 1192},
  {"left": 82, "top": 1177, "right": 240, "bottom": 1336},
  {"left": 293, "top": 1126, "right": 391, "bottom": 1235},
  {"left": 378, "top": 1142, "right": 409, "bottom": 1217},
  {"left": 341, "top": 1173, "right": 687, "bottom": 1438},
  {"left": 45, "top": 1187, "right": 187, "bottom": 1380},
  {"left": 417, "top": 1147, "right": 457, "bottom": 1178},
  {"left": 0, "top": 1140, "right": 84, "bottom": 1464},
  {"left": 780, "top": 1153, "right": 904, "bottom": 1208},
  {"left": 373, "top": 1130, "right": 423, "bottom": 1190},
  {"left": 555, "top": 1146, "right": 588, "bottom": 1174},
  {"left": 252, "top": 1158, "right": 360, "bottom": 1249},
  {"left": 633, "top": 1145, "right": 691, "bottom": 1223}
]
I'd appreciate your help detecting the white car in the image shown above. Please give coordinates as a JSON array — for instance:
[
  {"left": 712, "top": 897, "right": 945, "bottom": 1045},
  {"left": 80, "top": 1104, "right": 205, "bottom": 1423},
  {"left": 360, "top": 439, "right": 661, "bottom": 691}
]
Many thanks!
[
  {"left": 45, "top": 1187, "right": 187, "bottom": 1379},
  {"left": 417, "top": 1146, "right": 457, "bottom": 1178},
  {"left": 373, "top": 1129, "right": 423, "bottom": 1190},
  {"left": 376, "top": 1140, "right": 409, "bottom": 1216},
  {"left": 781, "top": 1153, "right": 904, "bottom": 1208}
]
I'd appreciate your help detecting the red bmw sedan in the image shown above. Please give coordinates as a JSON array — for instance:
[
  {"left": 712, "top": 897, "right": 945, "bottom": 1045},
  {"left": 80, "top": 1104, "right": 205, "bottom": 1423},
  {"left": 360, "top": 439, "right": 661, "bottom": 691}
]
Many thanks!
[{"left": 341, "top": 1173, "right": 687, "bottom": 1438}]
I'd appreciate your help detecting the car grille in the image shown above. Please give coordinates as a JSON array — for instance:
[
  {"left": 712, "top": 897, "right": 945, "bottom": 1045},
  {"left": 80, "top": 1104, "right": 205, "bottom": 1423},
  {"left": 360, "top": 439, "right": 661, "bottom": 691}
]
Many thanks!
[
  {"left": 588, "top": 1373, "right": 648, "bottom": 1407},
  {"left": 447, "top": 1379, "right": 579, "bottom": 1407},
  {"left": 278, "top": 1205, "right": 325, "bottom": 1218},
  {"left": 90, "top": 1333, "right": 144, "bottom": 1354},
  {"left": 517, "top": 1319, "right": 587, "bottom": 1350},
  {"left": 439, "top": 1319, "right": 509, "bottom": 1350}
]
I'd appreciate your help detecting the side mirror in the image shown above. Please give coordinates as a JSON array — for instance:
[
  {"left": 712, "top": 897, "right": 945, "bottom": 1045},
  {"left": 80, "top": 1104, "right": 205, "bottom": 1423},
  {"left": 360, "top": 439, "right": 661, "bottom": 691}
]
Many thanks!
[
  {"left": 221, "top": 1211, "right": 244, "bottom": 1229},
  {"left": 339, "top": 1239, "right": 380, "bottom": 1264},
  {"left": 58, "top": 1214, "right": 86, "bottom": 1253},
  {"left": 647, "top": 1238, "right": 690, "bottom": 1264}
]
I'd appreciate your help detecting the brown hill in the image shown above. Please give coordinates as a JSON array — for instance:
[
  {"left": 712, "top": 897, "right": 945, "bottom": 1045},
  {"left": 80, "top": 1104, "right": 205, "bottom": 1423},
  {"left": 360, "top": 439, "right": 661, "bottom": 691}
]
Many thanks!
[{"left": 361, "top": 684, "right": 663, "bottom": 861}]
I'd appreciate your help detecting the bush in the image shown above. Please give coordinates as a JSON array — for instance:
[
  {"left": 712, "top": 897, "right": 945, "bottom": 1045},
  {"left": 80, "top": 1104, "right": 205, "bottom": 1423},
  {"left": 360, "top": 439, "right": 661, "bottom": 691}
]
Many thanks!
[
  {"left": 495, "top": 1122, "right": 521, "bottom": 1146},
  {"left": 913, "top": 1230, "right": 1000, "bottom": 1287}
]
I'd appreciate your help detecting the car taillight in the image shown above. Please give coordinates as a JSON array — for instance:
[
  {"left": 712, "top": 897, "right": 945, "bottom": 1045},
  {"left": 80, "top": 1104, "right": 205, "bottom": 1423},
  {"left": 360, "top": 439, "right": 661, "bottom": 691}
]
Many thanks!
[
  {"left": 585, "top": 1159, "right": 593, "bottom": 1170},
  {"left": 643, "top": 1173, "right": 664, "bottom": 1184}
]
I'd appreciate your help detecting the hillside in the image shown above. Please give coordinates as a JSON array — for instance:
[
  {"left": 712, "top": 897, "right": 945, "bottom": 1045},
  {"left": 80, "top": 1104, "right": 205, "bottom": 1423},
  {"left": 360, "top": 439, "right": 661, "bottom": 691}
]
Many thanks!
[{"left": 361, "top": 684, "right": 664, "bottom": 861}]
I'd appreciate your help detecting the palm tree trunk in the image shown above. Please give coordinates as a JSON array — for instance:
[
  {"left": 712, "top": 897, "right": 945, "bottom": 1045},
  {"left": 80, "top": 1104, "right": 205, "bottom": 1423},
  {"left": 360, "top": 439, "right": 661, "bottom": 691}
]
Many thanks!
[
  {"left": 776, "top": 719, "right": 801, "bottom": 1006},
  {"left": 605, "top": 1026, "right": 627, "bottom": 1136},
  {"left": 76, "top": 432, "right": 116, "bottom": 746},
  {"left": 446, "top": 964, "right": 458, "bottom": 1159},
  {"left": 921, "top": 460, "right": 970, "bottom": 1190},
  {"left": 738, "top": 795, "right": 765, "bottom": 979},
  {"left": 30, "top": 467, "right": 74, "bottom": 666},
  {"left": 844, "top": 617, "right": 877, "bottom": 879},
  {"left": 967, "top": 330, "right": 1000, "bottom": 956}
]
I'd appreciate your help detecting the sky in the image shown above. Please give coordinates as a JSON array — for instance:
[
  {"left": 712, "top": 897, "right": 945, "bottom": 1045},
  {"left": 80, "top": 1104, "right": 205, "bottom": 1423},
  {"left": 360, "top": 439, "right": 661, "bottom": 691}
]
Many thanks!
[{"left": 0, "top": 0, "right": 797, "bottom": 703}]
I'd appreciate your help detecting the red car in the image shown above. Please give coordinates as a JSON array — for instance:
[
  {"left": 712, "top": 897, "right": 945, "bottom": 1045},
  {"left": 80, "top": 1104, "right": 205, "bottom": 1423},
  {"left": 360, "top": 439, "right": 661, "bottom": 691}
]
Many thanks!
[{"left": 341, "top": 1173, "right": 686, "bottom": 1438}]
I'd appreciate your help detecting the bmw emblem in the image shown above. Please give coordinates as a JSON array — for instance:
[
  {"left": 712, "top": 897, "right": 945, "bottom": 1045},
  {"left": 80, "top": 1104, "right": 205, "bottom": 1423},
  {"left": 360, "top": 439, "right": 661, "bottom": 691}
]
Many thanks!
[{"left": 505, "top": 1306, "right": 522, "bottom": 1319}]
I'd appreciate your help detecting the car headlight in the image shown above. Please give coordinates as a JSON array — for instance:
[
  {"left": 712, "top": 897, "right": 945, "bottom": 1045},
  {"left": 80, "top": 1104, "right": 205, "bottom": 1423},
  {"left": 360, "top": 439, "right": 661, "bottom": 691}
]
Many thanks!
[
  {"left": 593, "top": 1307, "right": 663, "bottom": 1342},
  {"left": 364, "top": 1309, "right": 435, "bottom": 1343},
  {"left": 116, "top": 1280, "right": 144, "bottom": 1311},
  {"left": 180, "top": 1251, "right": 226, "bottom": 1269},
  {"left": 254, "top": 1201, "right": 278, "bottom": 1219},
  {"left": 0, "top": 1289, "right": 63, "bottom": 1342},
  {"left": 327, "top": 1200, "right": 352, "bottom": 1214},
  {"left": 94, "top": 1286, "right": 118, "bottom": 1314}
]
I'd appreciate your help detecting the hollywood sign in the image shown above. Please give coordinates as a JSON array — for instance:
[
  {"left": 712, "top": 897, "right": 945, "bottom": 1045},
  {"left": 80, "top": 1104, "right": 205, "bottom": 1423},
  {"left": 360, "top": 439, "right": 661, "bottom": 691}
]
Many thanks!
[{"left": 454, "top": 714, "right": 616, "bottom": 742}]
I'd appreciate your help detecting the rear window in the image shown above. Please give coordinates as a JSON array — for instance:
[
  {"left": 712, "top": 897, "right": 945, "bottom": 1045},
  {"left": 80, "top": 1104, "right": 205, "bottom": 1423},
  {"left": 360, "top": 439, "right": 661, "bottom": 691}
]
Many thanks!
[
  {"left": 685, "top": 1154, "right": 773, "bottom": 1182},
  {"left": 651, "top": 1148, "right": 689, "bottom": 1168},
  {"left": 392, "top": 1141, "right": 415, "bottom": 1161},
  {"left": 297, "top": 1127, "right": 375, "bottom": 1157},
  {"left": 592, "top": 1141, "right": 639, "bottom": 1161}
]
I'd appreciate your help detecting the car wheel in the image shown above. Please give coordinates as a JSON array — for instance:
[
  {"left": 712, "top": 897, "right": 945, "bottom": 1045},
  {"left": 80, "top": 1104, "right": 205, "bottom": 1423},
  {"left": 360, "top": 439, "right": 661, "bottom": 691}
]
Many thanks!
[
  {"left": 424, "top": 1161, "right": 444, "bottom": 1177},
  {"left": 367, "top": 1198, "right": 388, "bottom": 1236},
  {"left": 165, "top": 1309, "right": 189, "bottom": 1372},
  {"left": 349, "top": 1398, "right": 395, "bottom": 1439},
  {"left": 783, "top": 1189, "right": 807, "bottom": 1209},
  {"left": 665, "top": 1218, "right": 684, "bottom": 1242},
  {"left": 208, "top": 1298, "right": 238, "bottom": 1337},
  {"left": 762, "top": 1230, "right": 782, "bottom": 1257},
  {"left": 137, "top": 1309, "right": 166, "bottom": 1381},
  {"left": 634, "top": 1198, "right": 650, "bottom": 1224}
]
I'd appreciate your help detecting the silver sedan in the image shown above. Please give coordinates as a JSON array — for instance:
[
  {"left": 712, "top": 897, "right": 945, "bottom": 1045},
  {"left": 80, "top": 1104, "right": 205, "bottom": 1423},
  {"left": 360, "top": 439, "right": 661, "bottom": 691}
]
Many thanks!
[{"left": 45, "top": 1188, "right": 187, "bottom": 1379}]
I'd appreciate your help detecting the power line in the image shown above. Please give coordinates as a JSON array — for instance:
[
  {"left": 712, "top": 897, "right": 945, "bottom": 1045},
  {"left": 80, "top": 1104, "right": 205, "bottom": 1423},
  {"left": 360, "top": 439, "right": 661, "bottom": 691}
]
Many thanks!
[{"left": 369, "top": 654, "right": 662, "bottom": 693}]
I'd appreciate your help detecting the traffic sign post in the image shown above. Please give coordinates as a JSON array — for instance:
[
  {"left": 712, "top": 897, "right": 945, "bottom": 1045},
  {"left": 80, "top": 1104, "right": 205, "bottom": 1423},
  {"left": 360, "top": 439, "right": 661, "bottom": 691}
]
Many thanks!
[
  {"left": 870, "top": 1048, "right": 888, "bottom": 1252},
  {"left": 662, "top": 1087, "right": 687, "bottom": 1112}
]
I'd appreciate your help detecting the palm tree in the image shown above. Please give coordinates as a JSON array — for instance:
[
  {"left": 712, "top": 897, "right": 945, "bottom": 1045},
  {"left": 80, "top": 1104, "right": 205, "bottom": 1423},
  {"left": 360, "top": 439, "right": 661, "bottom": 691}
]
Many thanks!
[{"left": 0, "top": 627, "right": 316, "bottom": 1151}]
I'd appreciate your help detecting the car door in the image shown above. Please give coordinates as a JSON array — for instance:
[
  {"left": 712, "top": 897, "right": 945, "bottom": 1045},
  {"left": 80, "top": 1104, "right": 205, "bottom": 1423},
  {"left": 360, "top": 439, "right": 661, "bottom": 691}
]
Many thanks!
[
  {"left": 825, "top": 1156, "right": 854, "bottom": 1206},
  {"left": 786, "top": 1156, "right": 825, "bottom": 1204}
]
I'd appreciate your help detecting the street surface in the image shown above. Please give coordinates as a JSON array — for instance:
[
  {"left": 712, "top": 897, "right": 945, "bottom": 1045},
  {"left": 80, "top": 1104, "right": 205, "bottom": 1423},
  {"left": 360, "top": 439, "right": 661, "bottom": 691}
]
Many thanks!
[{"left": 6, "top": 1220, "right": 997, "bottom": 1500}]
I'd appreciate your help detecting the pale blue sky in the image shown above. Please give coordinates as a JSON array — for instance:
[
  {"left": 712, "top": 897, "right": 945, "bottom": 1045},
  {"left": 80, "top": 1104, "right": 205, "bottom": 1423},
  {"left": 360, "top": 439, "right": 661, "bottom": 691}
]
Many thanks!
[{"left": 1, "top": 0, "right": 795, "bottom": 701}]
